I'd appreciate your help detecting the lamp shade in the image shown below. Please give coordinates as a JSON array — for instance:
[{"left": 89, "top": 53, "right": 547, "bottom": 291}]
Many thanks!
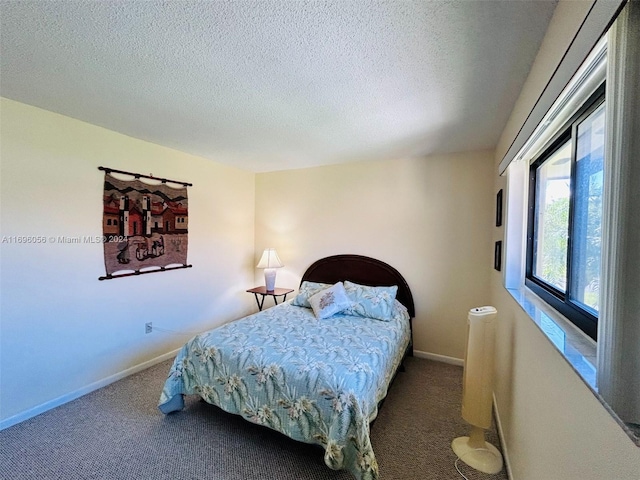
[{"left": 256, "top": 248, "right": 284, "bottom": 269}]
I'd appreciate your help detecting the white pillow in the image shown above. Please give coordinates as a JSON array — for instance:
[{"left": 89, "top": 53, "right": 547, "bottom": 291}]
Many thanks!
[{"left": 308, "top": 282, "right": 351, "bottom": 319}]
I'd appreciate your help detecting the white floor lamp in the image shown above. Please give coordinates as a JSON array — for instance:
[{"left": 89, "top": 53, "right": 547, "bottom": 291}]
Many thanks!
[{"left": 452, "top": 306, "right": 503, "bottom": 474}]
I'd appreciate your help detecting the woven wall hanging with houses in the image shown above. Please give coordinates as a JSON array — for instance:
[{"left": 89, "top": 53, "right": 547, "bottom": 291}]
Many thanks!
[{"left": 100, "top": 167, "right": 191, "bottom": 280}]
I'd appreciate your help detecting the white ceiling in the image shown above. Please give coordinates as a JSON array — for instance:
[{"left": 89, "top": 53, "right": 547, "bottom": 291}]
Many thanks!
[{"left": 0, "top": 1, "right": 557, "bottom": 173}]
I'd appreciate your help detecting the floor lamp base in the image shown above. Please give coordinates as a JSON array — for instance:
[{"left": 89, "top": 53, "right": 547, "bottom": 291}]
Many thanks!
[{"left": 452, "top": 435, "right": 503, "bottom": 474}]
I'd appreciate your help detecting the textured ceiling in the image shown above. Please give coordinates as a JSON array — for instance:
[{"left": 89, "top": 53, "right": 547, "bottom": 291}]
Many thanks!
[{"left": 0, "top": 1, "right": 557, "bottom": 172}]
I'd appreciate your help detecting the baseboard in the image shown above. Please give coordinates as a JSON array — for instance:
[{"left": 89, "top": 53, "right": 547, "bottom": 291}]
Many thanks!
[
  {"left": 0, "top": 348, "right": 180, "bottom": 431},
  {"left": 492, "top": 392, "right": 514, "bottom": 479},
  {"left": 413, "top": 349, "right": 464, "bottom": 367}
]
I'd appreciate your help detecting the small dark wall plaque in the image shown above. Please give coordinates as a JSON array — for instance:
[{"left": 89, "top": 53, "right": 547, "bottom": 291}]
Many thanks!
[
  {"left": 494, "top": 241, "right": 502, "bottom": 271},
  {"left": 496, "top": 189, "right": 503, "bottom": 227}
]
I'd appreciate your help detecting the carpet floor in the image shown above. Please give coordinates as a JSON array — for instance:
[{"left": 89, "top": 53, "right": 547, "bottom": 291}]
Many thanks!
[{"left": 0, "top": 356, "right": 508, "bottom": 480}]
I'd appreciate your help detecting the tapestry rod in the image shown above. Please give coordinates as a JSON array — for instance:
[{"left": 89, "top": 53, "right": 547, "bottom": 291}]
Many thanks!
[
  {"left": 99, "top": 264, "right": 192, "bottom": 281},
  {"left": 98, "top": 166, "right": 193, "bottom": 187}
]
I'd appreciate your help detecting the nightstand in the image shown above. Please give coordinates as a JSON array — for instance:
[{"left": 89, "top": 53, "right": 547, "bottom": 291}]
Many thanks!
[{"left": 246, "top": 286, "right": 294, "bottom": 311}]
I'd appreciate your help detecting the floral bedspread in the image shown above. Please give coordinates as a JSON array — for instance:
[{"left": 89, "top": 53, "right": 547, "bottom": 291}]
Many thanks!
[{"left": 158, "top": 302, "right": 411, "bottom": 480}]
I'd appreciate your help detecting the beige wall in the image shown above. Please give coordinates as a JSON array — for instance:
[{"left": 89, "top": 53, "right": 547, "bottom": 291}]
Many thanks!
[
  {"left": 0, "top": 98, "right": 256, "bottom": 423},
  {"left": 491, "top": 278, "right": 640, "bottom": 479},
  {"left": 255, "top": 151, "right": 494, "bottom": 359},
  {"left": 491, "top": 1, "right": 640, "bottom": 477}
]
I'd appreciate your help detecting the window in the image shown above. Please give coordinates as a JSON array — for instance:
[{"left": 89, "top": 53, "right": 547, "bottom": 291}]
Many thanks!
[
  {"left": 526, "top": 91, "right": 605, "bottom": 341},
  {"left": 504, "top": 8, "right": 640, "bottom": 442}
]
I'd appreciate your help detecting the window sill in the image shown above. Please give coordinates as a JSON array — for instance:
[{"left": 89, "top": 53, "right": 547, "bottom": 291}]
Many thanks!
[
  {"left": 507, "top": 286, "right": 597, "bottom": 389},
  {"left": 506, "top": 286, "right": 640, "bottom": 446}
]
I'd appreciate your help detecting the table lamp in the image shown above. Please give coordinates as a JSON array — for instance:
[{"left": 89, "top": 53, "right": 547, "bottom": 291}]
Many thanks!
[{"left": 256, "top": 248, "right": 284, "bottom": 292}]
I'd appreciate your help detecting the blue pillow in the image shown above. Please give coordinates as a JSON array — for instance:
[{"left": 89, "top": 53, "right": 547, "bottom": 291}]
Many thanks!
[
  {"left": 390, "top": 300, "right": 411, "bottom": 323},
  {"left": 292, "top": 281, "right": 332, "bottom": 308},
  {"left": 343, "top": 281, "right": 398, "bottom": 321}
]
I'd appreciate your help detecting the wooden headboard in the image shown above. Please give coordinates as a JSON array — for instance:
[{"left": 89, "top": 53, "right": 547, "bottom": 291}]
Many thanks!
[{"left": 300, "top": 254, "right": 415, "bottom": 318}]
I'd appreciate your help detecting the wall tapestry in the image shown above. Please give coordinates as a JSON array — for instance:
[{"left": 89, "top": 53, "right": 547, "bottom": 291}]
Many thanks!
[{"left": 99, "top": 167, "right": 192, "bottom": 280}]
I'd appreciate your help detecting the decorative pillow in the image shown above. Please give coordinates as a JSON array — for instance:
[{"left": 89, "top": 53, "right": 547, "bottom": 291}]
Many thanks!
[
  {"left": 292, "top": 281, "right": 332, "bottom": 308},
  {"left": 308, "top": 282, "right": 351, "bottom": 319},
  {"left": 343, "top": 281, "right": 398, "bottom": 322}
]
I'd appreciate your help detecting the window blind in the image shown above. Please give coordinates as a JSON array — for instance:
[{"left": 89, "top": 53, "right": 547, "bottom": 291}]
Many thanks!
[{"left": 498, "top": 0, "right": 626, "bottom": 175}]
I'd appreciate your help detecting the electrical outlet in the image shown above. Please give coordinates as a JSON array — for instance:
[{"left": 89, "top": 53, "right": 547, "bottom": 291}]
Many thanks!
[{"left": 145, "top": 322, "right": 152, "bottom": 334}]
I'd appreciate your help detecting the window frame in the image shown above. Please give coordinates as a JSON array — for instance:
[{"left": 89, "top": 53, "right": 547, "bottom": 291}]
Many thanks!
[{"left": 525, "top": 85, "right": 605, "bottom": 341}]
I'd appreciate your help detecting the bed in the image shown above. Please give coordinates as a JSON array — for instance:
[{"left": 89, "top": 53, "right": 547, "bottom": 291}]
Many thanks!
[{"left": 158, "top": 254, "right": 414, "bottom": 480}]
